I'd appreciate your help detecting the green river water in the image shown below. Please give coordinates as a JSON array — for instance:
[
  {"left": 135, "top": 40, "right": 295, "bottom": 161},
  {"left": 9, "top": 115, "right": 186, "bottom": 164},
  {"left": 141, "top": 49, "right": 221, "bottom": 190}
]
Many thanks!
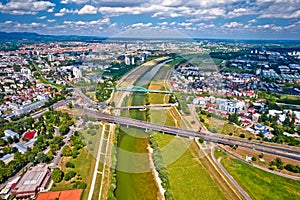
[{"left": 115, "top": 60, "right": 172, "bottom": 200}]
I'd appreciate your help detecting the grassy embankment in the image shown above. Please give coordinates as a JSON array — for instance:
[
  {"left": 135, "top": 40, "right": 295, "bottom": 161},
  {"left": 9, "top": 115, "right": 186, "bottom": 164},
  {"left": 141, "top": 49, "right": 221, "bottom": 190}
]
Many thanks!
[
  {"left": 215, "top": 149, "right": 300, "bottom": 200},
  {"left": 52, "top": 123, "right": 102, "bottom": 200},
  {"left": 148, "top": 63, "right": 228, "bottom": 199}
]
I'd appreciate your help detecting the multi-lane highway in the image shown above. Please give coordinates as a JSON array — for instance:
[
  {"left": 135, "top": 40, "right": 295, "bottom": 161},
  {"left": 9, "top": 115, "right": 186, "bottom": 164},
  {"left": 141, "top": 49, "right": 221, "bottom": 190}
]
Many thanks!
[{"left": 79, "top": 108, "right": 300, "bottom": 162}]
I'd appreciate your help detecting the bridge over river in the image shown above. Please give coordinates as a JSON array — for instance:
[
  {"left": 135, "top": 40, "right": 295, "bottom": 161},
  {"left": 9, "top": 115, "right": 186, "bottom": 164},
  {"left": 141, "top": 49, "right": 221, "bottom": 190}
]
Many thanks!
[{"left": 79, "top": 108, "right": 300, "bottom": 162}]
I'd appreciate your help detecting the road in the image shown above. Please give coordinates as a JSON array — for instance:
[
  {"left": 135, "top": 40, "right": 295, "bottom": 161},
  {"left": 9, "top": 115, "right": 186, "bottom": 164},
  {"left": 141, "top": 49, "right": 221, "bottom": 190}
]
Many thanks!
[
  {"left": 50, "top": 126, "right": 74, "bottom": 169},
  {"left": 76, "top": 108, "right": 300, "bottom": 162},
  {"left": 30, "top": 99, "right": 68, "bottom": 119},
  {"left": 211, "top": 146, "right": 252, "bottom": 200}
]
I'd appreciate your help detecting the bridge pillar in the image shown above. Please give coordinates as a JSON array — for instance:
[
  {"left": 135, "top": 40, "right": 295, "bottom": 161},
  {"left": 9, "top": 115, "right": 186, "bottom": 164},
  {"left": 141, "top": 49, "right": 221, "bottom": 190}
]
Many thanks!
[
  {"left": 145, "top": 128, "right": 148, "bottom": 132},
  {"left": 127, "top": 124, "right": 129, "bottom": 128}
]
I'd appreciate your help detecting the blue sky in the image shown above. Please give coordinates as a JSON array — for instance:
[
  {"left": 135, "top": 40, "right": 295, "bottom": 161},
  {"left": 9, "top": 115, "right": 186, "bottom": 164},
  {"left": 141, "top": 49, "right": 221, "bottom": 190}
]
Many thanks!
[{"left": 0, "top": 0, "right": 299, "bottom": 39}]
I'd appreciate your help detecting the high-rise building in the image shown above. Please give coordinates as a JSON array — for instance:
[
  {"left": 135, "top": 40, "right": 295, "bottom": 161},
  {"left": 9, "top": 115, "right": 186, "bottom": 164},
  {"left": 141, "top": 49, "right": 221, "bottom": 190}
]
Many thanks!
[{"left": 125, "top": 56, "right": 131, "bottom": 65}]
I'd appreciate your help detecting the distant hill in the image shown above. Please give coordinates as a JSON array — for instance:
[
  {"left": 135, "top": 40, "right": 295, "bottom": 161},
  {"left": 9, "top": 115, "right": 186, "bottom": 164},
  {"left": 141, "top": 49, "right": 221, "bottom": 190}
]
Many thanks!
[{"left": 0, "top": 31, "right": 107, "bottom": 42}]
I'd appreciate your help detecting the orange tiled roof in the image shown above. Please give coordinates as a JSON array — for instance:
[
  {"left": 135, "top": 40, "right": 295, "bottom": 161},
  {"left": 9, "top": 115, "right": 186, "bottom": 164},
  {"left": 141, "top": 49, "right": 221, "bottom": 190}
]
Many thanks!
[{"left": 36, "top": 189, "right": 82, "bottom": 200}]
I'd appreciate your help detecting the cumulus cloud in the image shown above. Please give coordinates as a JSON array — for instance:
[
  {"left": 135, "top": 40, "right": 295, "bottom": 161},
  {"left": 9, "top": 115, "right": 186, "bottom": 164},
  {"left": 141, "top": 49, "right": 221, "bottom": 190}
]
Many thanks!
[
  {"left": 0, "top": 0, "right": 55, "bottom": 15},
  {"left": 61, "top": 0, "right": 89, "bottom": 4},
  {"left": 63, "top": 18, "right": 110, "bottom": 26},
  {"left": 131, "top": 22, "right": 153, "bottom": 28},
  {"left": 47, "top": 19, "right": 56, "bottom": 23},
  {"left": 38, "top": 16, "right": 47, "bottom": 20},
  {"left": 78, "top": 5, "right": 98, "bottom": 15},
  {"left": 54, "top": 8, "right": 78, "bottom": 16},
  {"left": 222, "top": 21, "right": 243, "bottom": 28}
]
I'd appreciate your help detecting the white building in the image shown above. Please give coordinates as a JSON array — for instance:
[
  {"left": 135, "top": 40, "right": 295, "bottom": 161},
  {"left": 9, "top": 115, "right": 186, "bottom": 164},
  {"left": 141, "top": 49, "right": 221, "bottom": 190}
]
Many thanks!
[
  {"left": 73, "top": 67, "right": 82, "bottom": 79},
  {"left": 4, "top": 130, "right": 19, "bottom": 139},
  {"left": 13, "top": 96, "right": 48, "bottom": 116},
  {"left": 125, "top": 56, "right": 131, "bottom": 65},
  {"left": 216, "top": 98, "right": 245, "bottom": 113}
]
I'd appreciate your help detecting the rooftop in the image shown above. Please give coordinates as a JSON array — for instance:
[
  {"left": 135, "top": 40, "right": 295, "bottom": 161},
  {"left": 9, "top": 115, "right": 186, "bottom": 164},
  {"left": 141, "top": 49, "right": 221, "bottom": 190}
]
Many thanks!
[
  {"left": 36, "top": 189, "right": 82, "bottom": 200},
  {"left": 13, "top": 164, "right": 50, "bottom": 197}
]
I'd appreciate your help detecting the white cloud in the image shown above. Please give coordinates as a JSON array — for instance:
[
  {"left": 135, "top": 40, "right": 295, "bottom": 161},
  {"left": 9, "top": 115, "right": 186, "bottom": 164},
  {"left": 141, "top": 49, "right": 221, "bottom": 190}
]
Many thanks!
[
  {"left": 47, "top": 19, "right": 56, "bottom": 22},
  {"left": 222, "top": 21, "right": 243, "bottom": 28},
  {"left": 131, "top": 22, "right": 153, "bottom": 28},
  {"left": 78, "top": 5, "right": 98, "bottom": 15},
  {"left": 227, "top": 8, "right": 256, "bottom": 18},
  {"left": 47, "top": 8, "right": 54, "bottom": 13},
  {"left": 38, "top": 16, "right": 47, "bottom": 19},
  {"left": 54, "top": 8, "right": 78, "bottom": 16},
  {"left": 248, "top": 19, "right": 257, "bottom": 23},
  {"left": 61, "top": 0, "right": 89, "bottom": 4},
  {"left": 0, "top": 0, "right": 55, "bottom": 15},
  {"left": 178, "top": 22, "right": 192, "bottom": 27},
  {"left": 63, "top": 18, "right": 110, "bottom": 26}
]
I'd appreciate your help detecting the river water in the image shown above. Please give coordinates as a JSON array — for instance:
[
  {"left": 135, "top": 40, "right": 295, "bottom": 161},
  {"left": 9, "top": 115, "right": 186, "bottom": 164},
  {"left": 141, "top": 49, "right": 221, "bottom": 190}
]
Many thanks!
[{"left": 115, "top": 59, "right": 172, "bottom": 200}]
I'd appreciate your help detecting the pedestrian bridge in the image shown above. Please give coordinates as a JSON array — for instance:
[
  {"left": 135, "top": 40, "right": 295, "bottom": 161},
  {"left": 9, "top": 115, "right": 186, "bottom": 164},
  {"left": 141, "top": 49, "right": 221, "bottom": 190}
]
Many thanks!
[{"left": 111, "top": 86, "right": 172, "bottom": 94}]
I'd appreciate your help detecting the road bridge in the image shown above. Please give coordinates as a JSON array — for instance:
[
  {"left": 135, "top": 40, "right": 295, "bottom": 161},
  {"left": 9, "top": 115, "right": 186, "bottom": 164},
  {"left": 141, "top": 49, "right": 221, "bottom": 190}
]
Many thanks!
[
  {"left": 115, "top": 103, "right": 177, "bottom": 110},
  {"left": 111, "top": 86, "right": 172, "bottom": 94},
  {"left": 79, "top": 108, "right": 300, "bottom": 162}
]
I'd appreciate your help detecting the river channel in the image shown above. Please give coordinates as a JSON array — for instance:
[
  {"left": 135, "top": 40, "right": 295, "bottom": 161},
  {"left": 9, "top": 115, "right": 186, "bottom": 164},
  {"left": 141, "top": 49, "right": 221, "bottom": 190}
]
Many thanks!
[{"left": 115, "top": 60, "right": 172, "bottom": 200}]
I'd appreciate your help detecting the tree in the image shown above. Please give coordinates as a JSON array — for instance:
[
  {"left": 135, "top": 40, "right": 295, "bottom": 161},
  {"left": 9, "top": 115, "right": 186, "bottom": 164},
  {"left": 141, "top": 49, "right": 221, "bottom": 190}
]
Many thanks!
[
  {"left": 0, "top": 138, "right": 7, "bottom": 146},
  {"left": 64, "top": 171, "right": 76, "bottom": 181},
  {"left": 228, "top": 113, "right": 241, "bottom": 125},
  {"left": 68, "top": 102, "right": 73, "bottom": 109},
  {"left": 239, "top": 134, "right": 245, "bottom": 138},
  {"left": 73, "top": 181, "right": 87, "bottom": 189},
  {"left": 251, "top": 156, "right": 257, "bottom": 162},
  {"left": 258, "top": 132, "right": 264, "bottom": 138},
  {"left": 52, "top": 168, "right": 64, "bottom": 183},
  {"left": 198, "top": 138, "right": 204, "bottom": 143},
  {"left": 259, "top": 153, "right": 264, "bottom": 158},
  {"left": 65, "top": 162, "right": 75, "bottom": 168},
  {"left": 37, "top": 152, "right": 48, "bottom": 163},
  {"left": 61, "top": 146, "right": 73, "bottom": 157},
  {"left": 59, "top": 125, "right": 70, "bottom": 136}
]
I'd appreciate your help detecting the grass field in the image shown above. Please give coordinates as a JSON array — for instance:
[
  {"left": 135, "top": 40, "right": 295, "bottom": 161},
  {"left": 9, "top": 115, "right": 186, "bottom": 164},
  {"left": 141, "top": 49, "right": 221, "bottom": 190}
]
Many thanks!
[
  {"left": 51, "top": 148, "right": 96, "bottom": 200},
  {"left": 202, "top": 115, "right": 256, "bottom": 138},
  {"left": 51, "top": 124, "right": 102, "bottom": 200},
  {"left": 154, "top": 133, "right": 227, "bottom": 200},
  {"left": 215, "top": 149, "right": 300, "bottom": 200},
  {"left": 150, "top": 95, "right": 227, "bottom": 199}
]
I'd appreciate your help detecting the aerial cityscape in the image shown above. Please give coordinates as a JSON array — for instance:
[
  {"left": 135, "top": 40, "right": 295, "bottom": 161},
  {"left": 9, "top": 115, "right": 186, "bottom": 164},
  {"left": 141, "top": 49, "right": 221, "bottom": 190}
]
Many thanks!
[{"left": 0, "top": 1, "right": 300, "bottom": 200}]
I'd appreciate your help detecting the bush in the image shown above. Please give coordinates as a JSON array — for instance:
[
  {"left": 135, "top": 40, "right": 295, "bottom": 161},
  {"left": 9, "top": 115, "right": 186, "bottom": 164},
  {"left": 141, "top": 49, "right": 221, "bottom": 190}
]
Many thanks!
[
  {"left": 64, "top": 171, "right": 76, "bottom": 181},
  {"left": 199, "top": 138, "right": 204, "bottom": 143},
  {"left": 65, "top": 162, "right": 75, "bottom": 168},
  {"left": 239, "top": 134, "right": 245, "bottom": 138},
  {"left": 251, "top": 156, "right": 257, "bottom": 162},
  {"left": 285, "top": 164, "right": 300, "bottom": 173},
  {"left": 73, "top": 181, "right": 87, "bottom": 189},
  {"left": 52, "top": 168, "right": 64, "bottom": 183}
]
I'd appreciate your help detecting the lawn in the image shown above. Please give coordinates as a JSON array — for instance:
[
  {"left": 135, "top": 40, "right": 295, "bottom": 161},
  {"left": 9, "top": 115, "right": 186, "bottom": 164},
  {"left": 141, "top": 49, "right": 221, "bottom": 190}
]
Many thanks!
[
  {"left": 215, "top": 149, "right": 300, "bottom": 200},
  {"left": 154, "top": 133, "right": 227, "bottom": 200},
  {"left": 202, "top": 115, "right": 256, "bottom": 138},
  {"left": 51, "top": 148, "right": 96, "bottom": 200},
  {"left": 151, "top": 102, "right": 227, "bottom": 199}
]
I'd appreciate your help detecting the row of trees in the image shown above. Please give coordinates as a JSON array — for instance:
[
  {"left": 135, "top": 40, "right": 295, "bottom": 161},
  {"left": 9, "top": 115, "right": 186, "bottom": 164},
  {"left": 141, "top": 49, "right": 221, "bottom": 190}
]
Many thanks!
[
  {"left": 149, "top": 132, "right": 174, "bottom": 200},
  {"left": 107, "top": 125, "right": 119, "bottom": 200},
  {"left": 269, "top": 157, "right": 300, "bottom": 173}
]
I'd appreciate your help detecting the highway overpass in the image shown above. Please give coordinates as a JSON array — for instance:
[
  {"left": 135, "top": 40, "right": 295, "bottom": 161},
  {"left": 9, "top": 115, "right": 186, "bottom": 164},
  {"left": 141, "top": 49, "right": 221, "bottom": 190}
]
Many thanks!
[{"left": 80, "top": 108, "right": 300, "bottom": 162}]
